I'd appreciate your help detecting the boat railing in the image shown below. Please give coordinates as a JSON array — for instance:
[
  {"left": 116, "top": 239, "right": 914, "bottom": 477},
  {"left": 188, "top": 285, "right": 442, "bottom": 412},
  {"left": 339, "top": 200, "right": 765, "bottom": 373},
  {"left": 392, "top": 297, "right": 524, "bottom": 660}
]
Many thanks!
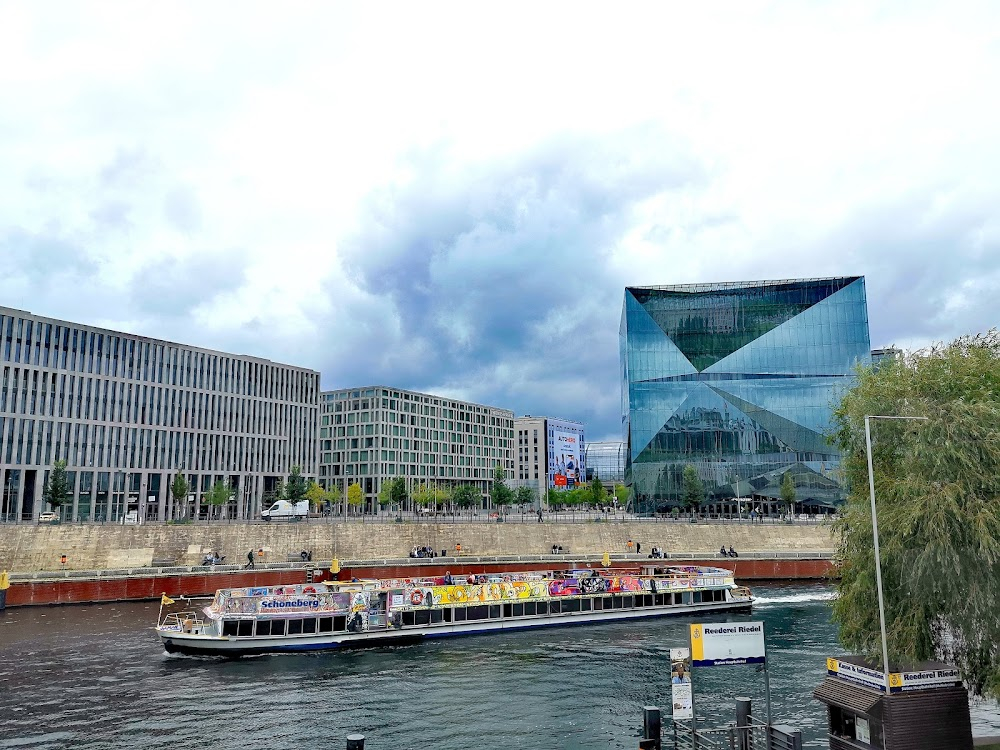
[{"left": 159, "top": 610, "right": 206, "bottom": 631}]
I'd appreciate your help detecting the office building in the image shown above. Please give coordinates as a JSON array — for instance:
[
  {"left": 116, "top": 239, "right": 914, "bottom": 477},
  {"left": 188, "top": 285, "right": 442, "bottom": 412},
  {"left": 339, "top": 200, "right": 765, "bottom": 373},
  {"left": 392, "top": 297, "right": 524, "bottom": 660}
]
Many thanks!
[
  {"left": 0, "top": 306, "right": 320, "bottom": 522},
  {"left": 583, "top": 440, "right": 626, "bottom": 484},
  {"left": 514, "top": 416, "right": 586, "bottom": 505},
  {"left": 620, "top": 277, "right": 871, "bottom": 512},
  {"left": 318, "top": 386, "right": 514, "bottom": 509}
]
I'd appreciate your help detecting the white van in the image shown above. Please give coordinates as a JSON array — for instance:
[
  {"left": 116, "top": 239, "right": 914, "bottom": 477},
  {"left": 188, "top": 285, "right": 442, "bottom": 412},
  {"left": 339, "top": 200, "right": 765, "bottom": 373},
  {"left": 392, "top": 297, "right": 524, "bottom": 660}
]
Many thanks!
[{"left": 261, "top": 500, "right": 308, "bottom": 521}]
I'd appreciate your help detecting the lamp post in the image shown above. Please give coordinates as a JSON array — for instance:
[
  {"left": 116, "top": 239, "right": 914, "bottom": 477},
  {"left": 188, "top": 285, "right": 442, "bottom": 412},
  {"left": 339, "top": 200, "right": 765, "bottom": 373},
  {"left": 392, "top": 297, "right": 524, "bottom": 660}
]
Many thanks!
[{"left": 863, "top": 414, "right": 927, "bottom": 688}]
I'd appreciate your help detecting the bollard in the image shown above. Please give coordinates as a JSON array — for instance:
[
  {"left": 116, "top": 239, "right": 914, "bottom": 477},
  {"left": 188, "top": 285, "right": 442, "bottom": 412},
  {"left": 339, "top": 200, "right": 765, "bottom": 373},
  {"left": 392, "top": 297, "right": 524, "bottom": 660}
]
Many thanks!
[
  {"left": 735, "top": 697, "right": 751, "bottom": 750},
  {"left": 346, "top": 733, "right": 365, "bottom": 750},
  {"left": 643, "top": 706, "right": 661, "bottom": 750}
]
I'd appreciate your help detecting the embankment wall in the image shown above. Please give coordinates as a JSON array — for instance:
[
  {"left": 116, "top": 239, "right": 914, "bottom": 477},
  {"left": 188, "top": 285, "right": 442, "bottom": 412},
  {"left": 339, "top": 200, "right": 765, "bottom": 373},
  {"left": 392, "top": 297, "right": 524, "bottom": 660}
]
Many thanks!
[{"left": 0, "top": 520, "right": 835, "bottom": 573}]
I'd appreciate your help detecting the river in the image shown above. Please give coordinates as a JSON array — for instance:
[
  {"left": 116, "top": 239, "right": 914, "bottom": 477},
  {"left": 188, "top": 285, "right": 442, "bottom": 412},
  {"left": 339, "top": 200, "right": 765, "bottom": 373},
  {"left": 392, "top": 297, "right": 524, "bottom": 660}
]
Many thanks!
[{"left": 1, "top": 582, "right": 997, "bottom": 749}]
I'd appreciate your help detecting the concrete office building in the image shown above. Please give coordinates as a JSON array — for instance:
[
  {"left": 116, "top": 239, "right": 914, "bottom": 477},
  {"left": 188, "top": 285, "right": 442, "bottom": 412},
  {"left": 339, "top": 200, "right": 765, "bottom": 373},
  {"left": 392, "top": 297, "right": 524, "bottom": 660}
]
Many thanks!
[
  {"left": 0, "top": 306, "right": 319, "bottom": 522},
  {"left": 318, "top": 386, "right": 514, "bottom": 509},
  {"left": 514, "top": 416, "right": 586, "bottom": 505},
  {"left": 620, "top": 277, "right": 871, "bottom": 513}
]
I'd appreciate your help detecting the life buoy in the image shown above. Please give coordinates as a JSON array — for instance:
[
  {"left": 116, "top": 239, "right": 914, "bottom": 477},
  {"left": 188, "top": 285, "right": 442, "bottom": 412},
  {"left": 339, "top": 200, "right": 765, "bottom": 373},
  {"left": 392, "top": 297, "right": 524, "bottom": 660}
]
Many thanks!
[{"left": 410, "top": 589, "right": 424, "bottom": 605}]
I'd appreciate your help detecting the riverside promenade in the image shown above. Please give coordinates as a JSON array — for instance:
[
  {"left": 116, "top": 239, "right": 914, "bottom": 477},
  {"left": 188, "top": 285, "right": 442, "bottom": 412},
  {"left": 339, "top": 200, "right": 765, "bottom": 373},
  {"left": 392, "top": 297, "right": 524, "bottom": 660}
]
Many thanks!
[{"left": 0, "top": 516, "right": 836, "bottom": 607}]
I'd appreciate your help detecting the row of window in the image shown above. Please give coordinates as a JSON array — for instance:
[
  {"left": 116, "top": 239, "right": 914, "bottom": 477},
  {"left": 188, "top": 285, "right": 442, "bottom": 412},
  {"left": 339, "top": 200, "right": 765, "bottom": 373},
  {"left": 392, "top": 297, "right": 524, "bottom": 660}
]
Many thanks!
[
  {"left": 0, "top": 367, "right": 316, "bottom": 440},
  {"left": 222, "top": 590, "right": 731, "bottom": 638},
  {"left": 0, "top": 313, "right": 318, "bottom": 402}
]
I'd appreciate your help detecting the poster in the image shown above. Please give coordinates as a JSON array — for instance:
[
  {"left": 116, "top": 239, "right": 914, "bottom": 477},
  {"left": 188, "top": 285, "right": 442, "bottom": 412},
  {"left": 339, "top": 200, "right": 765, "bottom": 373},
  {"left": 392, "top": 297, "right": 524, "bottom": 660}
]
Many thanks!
[
  {"left": 552, "top": 429, "right": 582, "bottom": 488},
  {"left": 670, "top": 647, "right": 693, "bottom": 720}
]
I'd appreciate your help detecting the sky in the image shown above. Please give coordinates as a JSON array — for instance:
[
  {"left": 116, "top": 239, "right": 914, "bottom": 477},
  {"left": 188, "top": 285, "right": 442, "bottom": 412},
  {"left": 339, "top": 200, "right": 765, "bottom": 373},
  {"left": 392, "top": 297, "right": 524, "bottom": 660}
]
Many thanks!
[{"left": 1, "top": 1, "right": 999, "bottom": 441}]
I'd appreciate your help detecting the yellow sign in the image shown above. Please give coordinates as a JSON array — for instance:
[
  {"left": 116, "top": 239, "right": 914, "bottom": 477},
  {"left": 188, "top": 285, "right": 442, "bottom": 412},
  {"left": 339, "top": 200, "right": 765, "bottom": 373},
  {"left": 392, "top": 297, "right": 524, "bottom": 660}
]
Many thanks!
[
  {"left": 161, "top": 593, "right": 175, "bottom": 606},
  {"left": 602, "top": 552, "right": 611, "bottom": 567},
  {"left": 0, "top": 570, "right": 9, "bottom": 590},
  {"left": 330, "top": 558, "right": 341, "bottom": 574}
]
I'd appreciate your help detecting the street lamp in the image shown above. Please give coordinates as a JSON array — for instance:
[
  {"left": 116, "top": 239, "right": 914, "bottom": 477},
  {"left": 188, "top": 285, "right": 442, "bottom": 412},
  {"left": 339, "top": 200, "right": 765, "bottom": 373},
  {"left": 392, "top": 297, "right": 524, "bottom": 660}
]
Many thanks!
[{"left": 863, "top": 414, "right": 927, "bottom": 688}]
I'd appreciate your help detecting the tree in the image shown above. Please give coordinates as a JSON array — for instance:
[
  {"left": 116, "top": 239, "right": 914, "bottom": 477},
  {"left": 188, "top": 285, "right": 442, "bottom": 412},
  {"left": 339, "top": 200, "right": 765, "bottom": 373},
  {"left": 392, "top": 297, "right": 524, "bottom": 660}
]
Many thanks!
[
  {"left": 377, "top": 480, "right": 394, "bottom": 510},
  {"left": 830, "top": 331, "right": 1000, "bottom": 698},
  {"left": 390, "top": 477, "right": 408, "bottom": 507},
  {"left": 203, "top": 480, "right": 232, "bottom": 520},
  {"left": 780, "top": 472, "right": 797, "bottom": 517},
  {"left": 43, "top": 460, "right": 72, "bottom": 511},
  {"left": 590, "top": 478, "right": 606, "bottom": 507},
  {"left": 490, "top": 464, "right": 514, "bottom": 513},
  {"left": 346, "top": 482, "right": 364, "bottom": 515},
  {"left": 514, "top": 485, "right": 536, "bottom": 510},
  {"left": 411, "top": 482, "right": 432, "bottom": 511},
  {"left": 305, "top": 481, "right": 326, "bottom": 513},
  {"left": 171, "top": 471, "right": 189, "bottom": 520},
  {"left": 681, "top": 465, "right": 704, "bottom": 510},
  {"left": 326, "top": 484, "right": 343, "bottom": 516},
  {"left": 452, "top": 484, "right": 479, "bottom": 514},
  {"left": 285, "top": 466, "right": 307, "bottom": 505},
  {"left": 613, "top": 484, "right": 629, "bottom": 508}
]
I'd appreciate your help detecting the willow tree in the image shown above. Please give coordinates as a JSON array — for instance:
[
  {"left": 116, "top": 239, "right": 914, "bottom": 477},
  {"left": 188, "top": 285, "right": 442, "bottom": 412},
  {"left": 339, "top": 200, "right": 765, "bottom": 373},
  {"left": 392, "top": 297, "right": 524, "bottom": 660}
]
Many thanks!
[{"left": 830, "top": 330, "right": 1000, "bottom": 698}]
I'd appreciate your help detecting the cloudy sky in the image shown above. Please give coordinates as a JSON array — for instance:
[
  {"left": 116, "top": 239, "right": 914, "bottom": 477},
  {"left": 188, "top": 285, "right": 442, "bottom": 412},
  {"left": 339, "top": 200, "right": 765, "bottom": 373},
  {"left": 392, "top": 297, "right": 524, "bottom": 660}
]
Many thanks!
[{"left": 2, "top": 2, "right": 998, "bottom": 440}]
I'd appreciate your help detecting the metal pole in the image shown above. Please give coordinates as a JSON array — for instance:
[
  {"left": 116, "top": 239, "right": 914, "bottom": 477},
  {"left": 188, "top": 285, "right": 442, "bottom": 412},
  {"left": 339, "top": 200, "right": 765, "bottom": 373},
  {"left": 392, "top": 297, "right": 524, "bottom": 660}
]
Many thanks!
[
  {"left": 346, "top": 734, "right": 365, "bottom": 750},
  {"left": 865, "top": 416, "right": 893, "bottom": 688},
  {"left": 763, "top": 660, "right": 773, "bottom": 727},
  {"left": 643, "top": 706, "right": 661, "bottom": 750},
  {"left": 735, "top": 697, "right": 751, "bottom": 750}
]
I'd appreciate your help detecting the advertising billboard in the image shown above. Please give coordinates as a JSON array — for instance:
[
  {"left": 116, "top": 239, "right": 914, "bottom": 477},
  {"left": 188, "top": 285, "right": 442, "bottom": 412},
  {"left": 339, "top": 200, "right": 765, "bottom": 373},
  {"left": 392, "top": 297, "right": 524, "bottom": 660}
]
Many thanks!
[
  {"left": 551, "top": 428, "right": 582, "bottom": 488},
  {"left": 689, "top": 621, "right": 766, "bottom": 667},
  {"left": 670, "top": 647, "right": 693, "bottom": 719}
]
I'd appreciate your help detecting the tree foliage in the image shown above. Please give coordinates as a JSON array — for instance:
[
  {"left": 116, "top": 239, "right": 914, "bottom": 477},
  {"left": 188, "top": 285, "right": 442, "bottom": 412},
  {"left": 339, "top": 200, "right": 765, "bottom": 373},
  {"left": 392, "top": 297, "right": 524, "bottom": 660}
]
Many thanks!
[
  {"left": 305, "top": 481, "right": 326, "bottom": 511},
  {"left": 780, "top": 472, "right": 796, "bottom": 513},
  {"left": 452, "top": 483, "right": 479, "bottom": 509},
  {"left": 514, "top": 485, "right": 536, "bottom": 508},
  {"left": 346, "top": 482, "right": 364, "bottom": 512},
  {"left": 171, "top": 472, "right": 189, "bottom": 512},
  {"left": 204, "top": 480, "right": 232, "bottom": 519},
  {"left": 590, "top": 478, "right": 606, "bottom": 506},
  {"left": 285, "top": 466, "right": 307, "bottom": 504},
  {"left": 830, "top": 331, "right": 1000, "bottom": 698},
  {"left": 491, "top": 464, "right": 514, "bottom": 508},
  {"left": 390, "top": 477, "right": 408, "bottom": 505},
  {"left": 43, "top": 460, "right": 72, "bottom": 509},
  {"left": 613, "top": 484, "right": 629, "bottom": 507},
  {"left": 681, "top": 465, "right": 704, "bottom": 509}
]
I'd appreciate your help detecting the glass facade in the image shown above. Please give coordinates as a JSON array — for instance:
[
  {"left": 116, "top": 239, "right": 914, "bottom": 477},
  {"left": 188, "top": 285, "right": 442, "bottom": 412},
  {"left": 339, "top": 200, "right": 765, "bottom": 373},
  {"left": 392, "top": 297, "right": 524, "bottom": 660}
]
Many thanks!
[
  {"left": 582, "top": 441, "right": 626, "bottom": 484},
  {"left": 620, "top": 277, "right": 871, "bottom": 512}
]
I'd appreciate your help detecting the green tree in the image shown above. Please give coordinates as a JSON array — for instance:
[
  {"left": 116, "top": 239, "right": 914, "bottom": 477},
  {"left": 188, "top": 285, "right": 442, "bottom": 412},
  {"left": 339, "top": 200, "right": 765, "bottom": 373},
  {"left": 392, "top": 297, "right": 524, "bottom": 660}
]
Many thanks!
[
  {"left": 43, "top": 460, "right": 72, "bottom": 512},
  {"left": 285, "top": 466, "right": 307, "bottom": 505},
  {"left": 204, "top": 480, "right": 232, "bottom": 520},
  {"left": 390, "top": 477, "right": 408, "bottom": 506},
  {"left": 346, "top": 482, "right": 364, "bottom": 515},
  {"left": 378, "top": 480, "right": 394, "bottom": 510},
  {"left": 452, "top": 484, "right": 479, "bottom": 514},
  {"left": 830, "top": 331, "right": 1000, "bottom": 698},
  {"left": 171, "top": 471, "right": 189, "bottom": 520},
  {"left": 590, "top": 478, "right": 606, "bottom": 507},
  {"left": 681, "top": 465, "right": 704, "bottom": 510},
  {"left": 613, "top": 484, "right": 629, "bottom": 508},
  {"left": 780, "top": 472, "right": 797, "bottom": 517},
  {"left": 514, "top": 485, "right": 536, "bottom": 510},
  {"left": 326, "top": 484, "right": 343, "bottom": 516},
  {"left": 490, "top": 464, "right": 514, "bottom": 513},
  {"left": 411, "top": 482, "right": 432, "bottom": 511},
  {"left": 305, "top": 481, "right": 326, "bottom": 512}
]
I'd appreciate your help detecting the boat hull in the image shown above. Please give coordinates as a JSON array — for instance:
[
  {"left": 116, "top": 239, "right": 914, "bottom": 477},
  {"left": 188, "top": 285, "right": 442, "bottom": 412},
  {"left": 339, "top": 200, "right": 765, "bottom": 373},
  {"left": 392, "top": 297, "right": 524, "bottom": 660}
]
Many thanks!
[{"left": 159, "top": 598, "right": 752, "bottom": 657}]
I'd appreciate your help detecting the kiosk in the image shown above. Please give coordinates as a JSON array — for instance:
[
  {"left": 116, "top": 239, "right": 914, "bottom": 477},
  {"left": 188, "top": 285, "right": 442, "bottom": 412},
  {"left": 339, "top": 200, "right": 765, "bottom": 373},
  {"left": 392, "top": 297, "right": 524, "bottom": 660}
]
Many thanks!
[{"left": 813, "top": 655, "right": 973, "bottom": 750}]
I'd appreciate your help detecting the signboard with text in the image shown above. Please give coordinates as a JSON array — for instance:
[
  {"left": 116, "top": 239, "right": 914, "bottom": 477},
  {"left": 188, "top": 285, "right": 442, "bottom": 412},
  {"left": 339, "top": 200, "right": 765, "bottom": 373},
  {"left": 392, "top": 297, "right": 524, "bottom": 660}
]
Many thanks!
[
  {"left": 826, "top": 657, "right": 962, "bottom": 693},
  {"left": 669, "top": 647, "right": 693, "bottom": 720},
  {"left": 690, "top": 622, "right": 766, "bottom": 667}
]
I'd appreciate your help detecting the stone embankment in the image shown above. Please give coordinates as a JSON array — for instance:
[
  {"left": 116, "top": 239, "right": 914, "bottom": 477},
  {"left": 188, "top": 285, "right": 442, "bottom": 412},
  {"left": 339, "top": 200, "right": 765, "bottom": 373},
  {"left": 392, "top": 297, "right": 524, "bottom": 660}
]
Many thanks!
[{"left": 0, "top": 519, "right": 835, "bottom": 573}]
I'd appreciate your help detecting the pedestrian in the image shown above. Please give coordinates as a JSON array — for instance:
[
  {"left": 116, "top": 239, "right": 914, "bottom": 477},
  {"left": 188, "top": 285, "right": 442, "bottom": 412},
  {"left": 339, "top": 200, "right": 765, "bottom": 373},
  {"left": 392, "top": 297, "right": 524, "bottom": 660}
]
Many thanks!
[
  {"left": 245, "top": 549, "right": 255, "bottom": 569},
  {"left": 626, "top": 540, "right": 634, "bottom": 554},
  {"left": 636, "top": 542, "right": 641, "bottom": 555},
  {"left": 537, "top": 508, "right": 543, "bottom": 523}
]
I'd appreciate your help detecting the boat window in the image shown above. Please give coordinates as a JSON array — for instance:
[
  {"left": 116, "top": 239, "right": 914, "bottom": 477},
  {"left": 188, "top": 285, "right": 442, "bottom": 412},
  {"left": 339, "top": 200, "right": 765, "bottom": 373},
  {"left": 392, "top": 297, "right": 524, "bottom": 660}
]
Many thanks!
[
  {"left": 430, "top": 609, "right": 444, "bottom": 624},
  {"left": 581, "top": 598, "right": 592, "bottom": 612},
  {"left": 489, "top": 605, "right": 501, "bottom": 619},
  {"left": 642, "top": 595, "right": 654, "bottom": 607},
  {"left": 603, "top": 596, "right": 613, "bottom": 610},
  {"left": 524, "top": 602, "right": 536, "bottom": 616},
  {"left": 536, "top": 601, "right": 548, "bottom": 616},
  {"left": 271, "top": 620, "right": 286, "bottom": 636},
  {"left": 623, "top": 596, "right": 634, "bottom": 609},
  {"left": 237, "top": 620, "right": 253, "bottom": 637},
  {"left": 512, "top": 603, "right": 524, "bottom": 617},
  {"left": 550, "top": 600, "right": 561, "bottom": 615},
  {"left": 612, "top": 596, "right": 624, "bottom": 610},
  {"left": 288, "top": 619, "right": 303, "bottom": 635},
  {"left": 333, "top": 616, "right": 346, "bottom": 632},
  {"left": 673, "top": 593, "right": 683, "bottom": 605},
  {"left": 693, "top": 591, "right": 702, "bottom": 603},
  {"left": 592, "top": 597, "right": 603, "bottom": 611},
  {"left": 255, "top": 620, "right": 271, "bottom": 636},
  {"left": 223, "top": 621, "right": 239, "bottom": 637},
  {"left": 415, "top": 609, "right": 431, "bottom": 626},
  {"left": 319, "top": 617, "right": 334, "bottom": 633},
  {"left": 302, "top": 618, "right": 317, "bottom": 634},
  {"left": 454, "top": 607, "right": 467, "bottom": 622},
  {"left": 443, "top": 608, "right": 453, "bottom": 623},
  {"left": 563, "top": 598, "right": 581, "bottom": 613},
  {"left": 502, "top": 604, "right": 513, "bottom": 618},
  {"left": 654, "top": 594, "right": 665, "bottom": 606},
  {"left": 467, "top": 605, "right": 488, "bottom": 621}
]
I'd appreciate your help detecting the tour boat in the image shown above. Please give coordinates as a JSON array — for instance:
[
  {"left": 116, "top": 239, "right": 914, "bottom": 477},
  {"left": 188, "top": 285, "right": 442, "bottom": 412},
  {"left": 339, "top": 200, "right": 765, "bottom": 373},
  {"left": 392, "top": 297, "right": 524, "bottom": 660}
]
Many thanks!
[{"left": 155, "top": 565, "right": 753, "bottom": 657}]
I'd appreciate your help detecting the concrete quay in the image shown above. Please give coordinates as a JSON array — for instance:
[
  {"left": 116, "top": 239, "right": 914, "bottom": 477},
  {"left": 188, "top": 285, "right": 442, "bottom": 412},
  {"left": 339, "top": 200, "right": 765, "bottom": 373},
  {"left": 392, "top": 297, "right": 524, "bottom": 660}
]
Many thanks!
[{"left": 0, "top": 518, "right": 835, "bottom": 573}]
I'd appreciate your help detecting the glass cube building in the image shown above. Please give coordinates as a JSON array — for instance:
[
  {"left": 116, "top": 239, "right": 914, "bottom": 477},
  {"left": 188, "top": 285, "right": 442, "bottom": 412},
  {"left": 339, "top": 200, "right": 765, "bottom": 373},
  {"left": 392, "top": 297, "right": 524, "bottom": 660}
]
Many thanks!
[{"left": 620, "top": 277, "right": 871, "bottom": 512}]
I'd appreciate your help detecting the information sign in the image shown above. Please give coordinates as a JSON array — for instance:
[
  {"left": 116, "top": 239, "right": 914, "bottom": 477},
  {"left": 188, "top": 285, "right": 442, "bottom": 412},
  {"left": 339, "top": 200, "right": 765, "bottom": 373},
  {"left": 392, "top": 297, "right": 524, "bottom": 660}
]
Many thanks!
[{"left": 690, "top": 621, "right": 766, "bottom": 667}]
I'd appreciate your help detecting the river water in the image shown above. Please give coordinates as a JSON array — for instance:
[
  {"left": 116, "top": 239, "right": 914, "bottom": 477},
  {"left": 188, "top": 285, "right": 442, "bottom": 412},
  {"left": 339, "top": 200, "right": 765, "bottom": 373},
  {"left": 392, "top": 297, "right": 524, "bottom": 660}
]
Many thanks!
[{"left": 1, "top": 582, "right": 997, "bottom": 749}]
